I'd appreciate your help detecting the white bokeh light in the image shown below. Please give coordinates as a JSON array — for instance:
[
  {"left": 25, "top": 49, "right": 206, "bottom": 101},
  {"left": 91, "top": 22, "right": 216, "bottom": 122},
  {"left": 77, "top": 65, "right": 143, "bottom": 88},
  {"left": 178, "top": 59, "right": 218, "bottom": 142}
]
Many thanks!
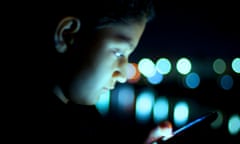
[
  {"left": 138, "top": 58, "right": 156, "bottom": 77},
  {"left": 176, "top": 57, "right": 192, "bottom": 75}
]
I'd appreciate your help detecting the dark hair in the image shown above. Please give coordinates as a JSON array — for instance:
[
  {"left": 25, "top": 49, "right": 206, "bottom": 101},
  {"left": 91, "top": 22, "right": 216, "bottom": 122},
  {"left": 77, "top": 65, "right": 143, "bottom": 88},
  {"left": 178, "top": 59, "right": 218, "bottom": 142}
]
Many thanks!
[
  {"left": 88, "top": 0, "right": 156, "bottom": 28},
  {"left": 44, "top": 0, "right": 156, "bottom": 54},
  {"left": 43, "top": 0, "right": 156, "bottom": 40}
]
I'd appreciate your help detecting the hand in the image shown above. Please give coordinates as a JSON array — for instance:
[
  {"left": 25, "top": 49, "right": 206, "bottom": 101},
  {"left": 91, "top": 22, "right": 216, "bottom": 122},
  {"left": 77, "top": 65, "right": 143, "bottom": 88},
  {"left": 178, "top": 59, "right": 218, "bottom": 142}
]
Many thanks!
[{"left": 144, "top": 121, "right": 173, "bottom": 144}]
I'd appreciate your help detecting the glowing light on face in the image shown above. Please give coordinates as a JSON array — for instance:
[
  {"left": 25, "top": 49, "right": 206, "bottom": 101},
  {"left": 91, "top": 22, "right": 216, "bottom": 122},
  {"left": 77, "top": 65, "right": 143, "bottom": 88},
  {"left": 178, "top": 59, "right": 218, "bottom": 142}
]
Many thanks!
[{"left": 67, "top": 20, "right": 146, "bottom": 105}]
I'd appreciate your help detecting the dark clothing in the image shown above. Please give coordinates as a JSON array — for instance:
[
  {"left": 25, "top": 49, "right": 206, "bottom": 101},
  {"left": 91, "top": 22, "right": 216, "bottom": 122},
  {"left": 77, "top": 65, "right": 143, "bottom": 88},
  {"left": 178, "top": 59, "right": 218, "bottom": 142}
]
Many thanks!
[
  {"left": 35, "top": 92, "right": 107, "bottom": 143},
  {"left": 24, "top": 90, "right": 149, "bottom": 144},
  {"left": 10, "top": 60, "right": 149, "bottom": 144}
]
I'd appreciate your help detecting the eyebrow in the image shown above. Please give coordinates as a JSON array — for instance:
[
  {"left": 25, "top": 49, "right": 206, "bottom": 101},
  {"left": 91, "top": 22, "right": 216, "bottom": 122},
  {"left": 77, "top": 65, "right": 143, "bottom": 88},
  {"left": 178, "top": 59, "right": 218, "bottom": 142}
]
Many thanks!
[{"left": 115, "top": 34, "right": 135, "bottom": 49}]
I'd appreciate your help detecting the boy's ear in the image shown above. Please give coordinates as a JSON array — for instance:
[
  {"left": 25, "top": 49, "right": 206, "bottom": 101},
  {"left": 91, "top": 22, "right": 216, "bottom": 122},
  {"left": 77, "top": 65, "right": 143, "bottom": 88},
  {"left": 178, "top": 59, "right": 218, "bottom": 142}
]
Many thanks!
[{"left": 54, "top": 16, "right": 81, "bottom": 53}]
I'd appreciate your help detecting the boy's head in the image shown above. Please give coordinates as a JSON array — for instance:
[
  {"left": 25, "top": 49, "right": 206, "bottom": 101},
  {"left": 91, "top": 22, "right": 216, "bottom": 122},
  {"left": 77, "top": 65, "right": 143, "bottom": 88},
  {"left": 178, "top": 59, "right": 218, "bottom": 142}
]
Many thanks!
[{"left": 49, "top": 0, "right": 156, "bottom": 105}]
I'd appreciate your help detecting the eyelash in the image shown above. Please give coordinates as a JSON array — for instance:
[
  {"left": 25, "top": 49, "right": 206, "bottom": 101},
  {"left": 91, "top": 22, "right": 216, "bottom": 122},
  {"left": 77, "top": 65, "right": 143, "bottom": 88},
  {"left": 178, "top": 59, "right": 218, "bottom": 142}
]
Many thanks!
[{"left": 113, "top": 50, "right": 124, "bottom": 58}]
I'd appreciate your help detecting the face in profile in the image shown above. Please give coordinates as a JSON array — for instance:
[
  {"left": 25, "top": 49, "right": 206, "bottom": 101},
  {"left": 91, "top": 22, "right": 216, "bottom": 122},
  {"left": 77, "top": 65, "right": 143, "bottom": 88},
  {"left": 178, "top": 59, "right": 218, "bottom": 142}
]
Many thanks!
[{"left": 55, "top": 18, "right": 147, "bottom": 105}]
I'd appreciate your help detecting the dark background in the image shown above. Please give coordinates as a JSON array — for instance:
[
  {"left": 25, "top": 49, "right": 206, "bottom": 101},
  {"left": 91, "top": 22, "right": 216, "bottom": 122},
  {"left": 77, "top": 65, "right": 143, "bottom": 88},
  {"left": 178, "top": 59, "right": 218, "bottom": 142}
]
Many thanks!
[
  {"left": 132, "top": 0, "right": 240, "bottom": 115},
  {"left": 5, "top": 0, "right": 239, "bottom": 143},
  {"left": 134, "top": 0, "right": 239, "bottom": 59},
  {"left": 105, "top": 0, "right": 239, "bottom": 143}
]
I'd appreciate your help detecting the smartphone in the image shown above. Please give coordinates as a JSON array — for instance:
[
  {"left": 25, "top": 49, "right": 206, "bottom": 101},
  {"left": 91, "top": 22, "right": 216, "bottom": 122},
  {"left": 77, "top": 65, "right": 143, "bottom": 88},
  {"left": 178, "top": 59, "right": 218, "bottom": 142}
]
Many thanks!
[{"left": 151, "top": 111, "right": 218, "bottom": 144}]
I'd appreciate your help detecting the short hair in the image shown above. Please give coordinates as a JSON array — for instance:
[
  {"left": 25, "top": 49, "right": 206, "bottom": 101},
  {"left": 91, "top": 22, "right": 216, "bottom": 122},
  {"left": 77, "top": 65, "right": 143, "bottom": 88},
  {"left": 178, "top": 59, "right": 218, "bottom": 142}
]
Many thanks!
[
  {"left": 86, "top": 0, "right": 155, "bottom": 28},
  {"left": 42, "top": 0, "right": 156, "bottom": 40}
]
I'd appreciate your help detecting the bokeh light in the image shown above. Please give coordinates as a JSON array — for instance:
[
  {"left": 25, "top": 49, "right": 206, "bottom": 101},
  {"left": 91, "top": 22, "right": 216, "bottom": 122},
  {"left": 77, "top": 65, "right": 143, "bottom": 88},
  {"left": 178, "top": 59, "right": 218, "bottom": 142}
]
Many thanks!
[
  {"left": 147, "top": 70, "right": 164, "bottom": 85},
  {"left": 231, "top": 57, "right": 240, "bottom": 74},
  {"left": 153, "top": 96, "right": 169, "bottom": 124},
  {"left": 138, "top": 58, "right": 156, "bottom": 77},
  {"left": 184, "top": 72, "right": 200, "bottom": 89},
  {"left": 228, "top": 114, "right": 240, "bottom": 136},
  {"left": 96, "top": 91, "right": 110, "bottom": 116},
  {"left": 213, "top": 58, "right": 226, "bottom": 74},
  {"left": 127, "top": 63, "right": 141, "bottom": 83},
  {"left": 176, "top": 57, "right": 192, "bottom": 75},
  {"left": 117, "top": 84, "right": 135, "bottom": 112},
  {"left": 220, "top": 75, "right": 234, "bottom": 90},
  {"left": 156, "top": 58, "right": 172, "bottom": 75},
  {"left": 173, "top": 101, "right": 189, "bottom": 127},
  {"left": 211, "top": 111, "right": 224, "bottom": 129},
  {"left": 136, "top": 89, "right": 155, "bottom": 124}
]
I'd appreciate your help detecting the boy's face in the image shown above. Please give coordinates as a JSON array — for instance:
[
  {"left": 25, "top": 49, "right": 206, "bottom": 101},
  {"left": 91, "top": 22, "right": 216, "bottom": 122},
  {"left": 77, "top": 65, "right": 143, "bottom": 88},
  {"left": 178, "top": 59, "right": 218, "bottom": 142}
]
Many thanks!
[{"left": 64, "top": 20, "right": 147, "bottom": 105}]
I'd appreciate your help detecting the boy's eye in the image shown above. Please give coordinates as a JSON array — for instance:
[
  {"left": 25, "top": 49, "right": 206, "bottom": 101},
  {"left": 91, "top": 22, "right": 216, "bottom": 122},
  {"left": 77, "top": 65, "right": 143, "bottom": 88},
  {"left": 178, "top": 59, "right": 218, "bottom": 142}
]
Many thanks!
[{"left": 114, "top": 50, "right": 124, "bottom": 58}]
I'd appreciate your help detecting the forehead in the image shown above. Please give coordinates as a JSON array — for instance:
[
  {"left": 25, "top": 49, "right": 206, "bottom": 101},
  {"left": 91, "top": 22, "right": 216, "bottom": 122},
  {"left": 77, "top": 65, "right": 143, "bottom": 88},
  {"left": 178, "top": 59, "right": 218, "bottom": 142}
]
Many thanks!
[{"left": 96, "top": 21, "right": 147, "bottom": 49}]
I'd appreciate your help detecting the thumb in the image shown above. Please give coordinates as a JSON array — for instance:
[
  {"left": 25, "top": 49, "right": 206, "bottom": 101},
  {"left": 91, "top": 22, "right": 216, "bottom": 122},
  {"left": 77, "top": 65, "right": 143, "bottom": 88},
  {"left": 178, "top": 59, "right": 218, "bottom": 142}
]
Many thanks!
[{"left": 145, "top": 121, "right": 173, "bottom": 144}]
